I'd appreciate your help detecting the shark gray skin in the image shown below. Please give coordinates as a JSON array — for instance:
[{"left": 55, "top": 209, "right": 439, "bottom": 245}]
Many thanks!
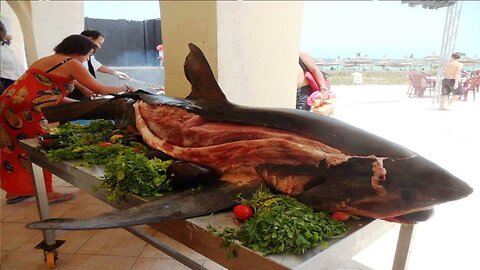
[{"left": 27, "top": 43, "right": 473, "bottom": 231}]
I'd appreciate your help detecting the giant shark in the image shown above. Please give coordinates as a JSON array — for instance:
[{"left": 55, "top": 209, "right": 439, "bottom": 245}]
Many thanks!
[{"left": 27, "top": 43, "right": 473, "bottom": 230}]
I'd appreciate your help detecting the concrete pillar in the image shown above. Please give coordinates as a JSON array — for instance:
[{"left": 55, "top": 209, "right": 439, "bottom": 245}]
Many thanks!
[
  {"left": 5, "top": 0, "right": 37, "bottom": 65},
  {"left": 6, "top": 0, "right": 84, "bottom": 64},
  {"left": 1, "top": 1, "right": 27, "bottom": 69},
  {"left": 160, "top": 1, "right": 303, "bottom": 108},
  {"left": 160, "top": 1, "right": 218, "bottom": 99},
  {"left": 217, "top": 1, "right": 303, "bottom": 108},
  {"left": 30, "top": 1, "right": 84, "bottom": 58}
]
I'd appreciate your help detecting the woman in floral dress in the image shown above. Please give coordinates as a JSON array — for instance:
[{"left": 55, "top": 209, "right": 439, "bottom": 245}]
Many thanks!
[{"left": 1, "top": 35, "right": 134, "bottom": 204}]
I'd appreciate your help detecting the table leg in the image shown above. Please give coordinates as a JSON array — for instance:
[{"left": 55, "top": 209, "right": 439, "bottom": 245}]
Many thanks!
[
  {"left": 31, "top": 162, "right": 56, "bottom": 246},
  {"left": 391, "top": 224, "right": 415, "bottom": 270},
  {"left": 126, "top": 227, "right": 207, "bottom": 270}
]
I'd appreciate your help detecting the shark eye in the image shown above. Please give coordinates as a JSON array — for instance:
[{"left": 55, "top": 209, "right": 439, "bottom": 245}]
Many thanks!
[{"left": 401, "top": 189, "right": 417, "bottom": 203}]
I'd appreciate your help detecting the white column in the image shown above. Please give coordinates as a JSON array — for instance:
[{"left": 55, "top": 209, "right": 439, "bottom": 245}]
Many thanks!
[
  {"left": 1, "top": 2, "right": 27, "bottom": 68},
  {"left": 160, "top": 1, "right": 303, "bottom": 108},
  {"left": 217, "top": 1, "right": 303, "bottom": 108},
  {"left": 160, "top": 1, "right": 218, "bottom": 98},
  {"left": 6, "top": 0, "right": 85, "bottom": 64},
  {"left": 30, "top": 1, "right": 84, "bottom": 58}
]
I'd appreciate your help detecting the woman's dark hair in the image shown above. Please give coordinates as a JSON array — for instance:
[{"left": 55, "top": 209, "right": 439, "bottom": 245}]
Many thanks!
[
  {"left": 80, "top": 29, "right": 104, "bottom": 40},
  {"left": 54, "top": 34, "right": 98, "bottom": 55}
]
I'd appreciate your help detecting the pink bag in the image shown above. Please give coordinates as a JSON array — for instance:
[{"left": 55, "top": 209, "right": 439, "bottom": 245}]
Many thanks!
[
  {"left": 307, "top": 90, "right": 336, "bottom": 106},
  {"left": 307, "top": 90, "right": 323, "bottom": 106}
]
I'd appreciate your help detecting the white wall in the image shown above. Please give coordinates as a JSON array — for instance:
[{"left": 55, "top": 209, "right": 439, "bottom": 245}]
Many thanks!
[
  {"left": 4, "top": 0, "right": 85, "bottom": 64},
  {"left": 1, "top": 2, "right": 27, "bottom": 69},
  {"left": 160, "top": 1, "right": 218, "bottom": 98},
  {"left": 160, "top": 1, "right": 304, "bottom": 108},
  {"left": 217, "top": 1, "right": 303, "bottom": 108},
  {"left": 30, "top": 1, "right": 84, "bottom": 58}
]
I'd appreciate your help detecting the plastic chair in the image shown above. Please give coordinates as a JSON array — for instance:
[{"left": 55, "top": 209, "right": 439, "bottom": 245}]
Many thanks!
[
  {"left": 406, "top": 72, "right": 415, "bottom": 96},
  {"left": 407, "top": 71, "right": 433, "bottom": 97},
  {"left": 463, "top": 76, "right": 480, "bottom": 101}
]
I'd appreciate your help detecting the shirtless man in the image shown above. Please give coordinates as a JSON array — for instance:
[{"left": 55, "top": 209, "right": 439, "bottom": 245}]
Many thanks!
[{"left": 439, "top": 53, "right": 463, "bottom": 110}]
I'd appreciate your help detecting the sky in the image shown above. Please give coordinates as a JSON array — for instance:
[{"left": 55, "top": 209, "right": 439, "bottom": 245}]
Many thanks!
[
  {"left": 84, "top": 1, "right": 480, "bottom": 60},
  {"left": 300, "top": 1, "right": 480, "bottom": 59},
  {"left": 84, "top": 1, "right": 160, "bottom": 21}
]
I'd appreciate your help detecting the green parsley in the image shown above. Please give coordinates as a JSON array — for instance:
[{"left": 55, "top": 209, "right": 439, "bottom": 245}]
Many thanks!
[
  {"left": 44, "top": 120, "right": 173, "bottom": 202},
  {"left": 208, "top": 188, "right": 349, "bottom": 256},
  {"left": 99, "top": 148, "right": 172, "bottom": 202}
]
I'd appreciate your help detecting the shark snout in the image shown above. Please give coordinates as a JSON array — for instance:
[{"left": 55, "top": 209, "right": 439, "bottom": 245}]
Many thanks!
[{"left": 385, "top": 156, "right": 473, "bottom": 204}]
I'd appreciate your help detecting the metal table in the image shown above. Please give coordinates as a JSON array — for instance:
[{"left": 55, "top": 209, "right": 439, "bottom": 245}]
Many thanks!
[{"left": 20, "top": 138, "right": 414, "bottom": 270}]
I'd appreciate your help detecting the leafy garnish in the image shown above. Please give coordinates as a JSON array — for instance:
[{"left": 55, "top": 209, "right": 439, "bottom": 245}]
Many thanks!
[
  {"left": 45, "top": 120, "right": 173, "bottom": 202},
  {"left": 100, "top": 148, "right": 172, "bottom": 202},
  {"left": 208, "top": 188, "right": 349, "bottom": 256}
]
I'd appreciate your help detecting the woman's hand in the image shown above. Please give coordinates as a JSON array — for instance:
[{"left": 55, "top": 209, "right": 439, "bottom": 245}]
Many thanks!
[
  {"left": 76, "top": 83, "right": 96, "bottom": 99},
  {"left": 84, "top": 89, "right": 96, "bottom": 99},
  {"left": 125, "top": 84, "right": 138, "bottom": 93}
]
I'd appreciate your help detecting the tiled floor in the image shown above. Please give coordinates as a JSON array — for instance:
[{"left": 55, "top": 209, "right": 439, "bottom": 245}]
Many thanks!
[
  {"left": 1, "top": 85, "right": 479, "bottom": 269},
  {"left": 0, "top": 179, "right": 226, "bottom": 270}
]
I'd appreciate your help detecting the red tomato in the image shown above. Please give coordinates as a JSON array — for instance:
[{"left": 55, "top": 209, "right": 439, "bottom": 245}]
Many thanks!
[
  {"left": 233, "top": 205, "right": 254, "bottom": 221},
  {"left": 98, "top": 142, "right": 113, "bottom": 147},
  {"left": 331, "top": 211, "right": 350, "bottom": 221}
]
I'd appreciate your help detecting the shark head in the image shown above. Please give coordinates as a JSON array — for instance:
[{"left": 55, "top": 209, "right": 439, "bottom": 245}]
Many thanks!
[{"left": 298, "top": 155, "right": 473, "bottom": 223}]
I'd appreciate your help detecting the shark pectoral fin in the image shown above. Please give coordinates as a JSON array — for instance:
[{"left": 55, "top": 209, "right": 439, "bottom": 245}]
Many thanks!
[
  {"left": 26, "top": 181, "right": 261, "bottom": 230},
  {"left": 41, "top": 98, "right": 134, "bottom": 123},
  {"left": 42, "top": 99, "right": 110, "bottom": 122}
]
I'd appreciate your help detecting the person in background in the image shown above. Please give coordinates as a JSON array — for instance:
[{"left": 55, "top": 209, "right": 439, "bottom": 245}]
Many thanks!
[
  {"left": 439, "top": 53, "right": 464, "bottom": 110},
  {"left": 0, "top": 20, "right": 26, "bottom": 93},
  {"left": 156, "top": 44, "right": 164, "bottom": 68},
  {"left": 296, "top": 51, "right": 328, "bottom": 111},
  {"left": 0, "top": 34, "right": 136, "bottom": 204},
  {"left": 67, "top": 29, "right": 131, "bottom": 100}
]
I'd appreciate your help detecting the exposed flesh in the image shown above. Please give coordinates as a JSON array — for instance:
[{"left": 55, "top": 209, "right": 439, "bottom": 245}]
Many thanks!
[{"left": 135, "top": 101, "right": 387, "bottom": 195}]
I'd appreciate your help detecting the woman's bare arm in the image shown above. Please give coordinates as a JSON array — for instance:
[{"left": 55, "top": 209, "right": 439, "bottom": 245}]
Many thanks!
[
  {"left": 67, "top": 60, "right": 129, "bottom": 95},
  {"left": 97, "top": 65, "right": 131, "bottom": 80},
  {"left": 73, "top": 81, "right": 95, "bottom": 99},
  {"left": 300, "top": 52, "right": 327, "bottom": 90}
]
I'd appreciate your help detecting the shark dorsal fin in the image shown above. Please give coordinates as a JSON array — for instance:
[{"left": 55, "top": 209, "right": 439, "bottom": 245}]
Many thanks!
[{"left": 184, "top": 43, "right": 229, "bottom": 106}]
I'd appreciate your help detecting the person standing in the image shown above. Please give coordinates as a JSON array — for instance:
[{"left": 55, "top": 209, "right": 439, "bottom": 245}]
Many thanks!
[
  {"left": 0, "top": 20, "right": 26, "bottom": 93},
  {"left": 156, "top": 44, "right": 164, "bottom": 68},
  {"left": 296, "top": 51, "right": 328, "bottom": 111},
  {"left": 67, "top": 29, "right": 131, "bottom": 100},
  {"left": 0, "top": 34, "right": 135, "bottom": 204},
  {"left": 439, "top": 53, "right": 464, "bottom": 110}
]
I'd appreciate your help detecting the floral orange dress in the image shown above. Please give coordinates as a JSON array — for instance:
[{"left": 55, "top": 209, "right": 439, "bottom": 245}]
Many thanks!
[{"left": 1, "top": 61, "right": 74, "bottom": 196}]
